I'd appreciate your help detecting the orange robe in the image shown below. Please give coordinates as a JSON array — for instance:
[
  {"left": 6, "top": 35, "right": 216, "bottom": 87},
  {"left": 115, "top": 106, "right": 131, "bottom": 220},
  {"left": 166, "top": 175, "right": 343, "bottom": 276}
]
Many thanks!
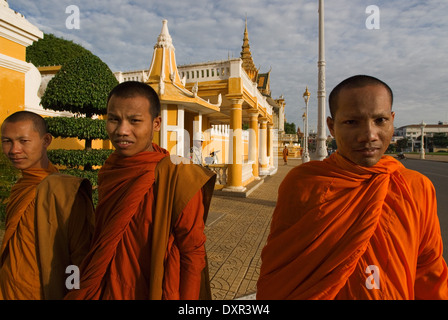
[
  {"left": 0, "top": 164, "right": 94, "bottom": 300},
  {"left": 257, "top": 152, "right": 448, "bottom": 299},
  {"left": 65, "top": 144, "right": 215, "bottom": 300},
  {"left": 282, "top": 148, "right": 289, "bottom": 163}
]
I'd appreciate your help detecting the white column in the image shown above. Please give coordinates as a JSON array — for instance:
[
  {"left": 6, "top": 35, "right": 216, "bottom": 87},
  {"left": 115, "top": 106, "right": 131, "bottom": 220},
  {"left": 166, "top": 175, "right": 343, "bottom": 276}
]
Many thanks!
[
  {"left": 248, "top": 110, "right": 259, "bottom": 178},
  {"left": 420, "top": 121, "right": 426, "bottom": 159},
  {"left": 259, "top": 118, "right": 268, "bottom": 174},
  {"left": 268, "top": 123, "right": 274, "bottom": 168},
  {"left": 316, "top": 0, "right": 328, "bottom": 161},
  {"left": 160, "top": 104, "right": 168, "bottom": 149}
]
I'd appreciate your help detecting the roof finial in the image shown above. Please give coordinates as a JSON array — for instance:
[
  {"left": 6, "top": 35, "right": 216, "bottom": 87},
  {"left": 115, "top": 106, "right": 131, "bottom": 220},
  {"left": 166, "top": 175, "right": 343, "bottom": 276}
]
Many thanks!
[
  {"left": 155, "top": 19, "right": 174, "bottom": 49},
  {"left": 240, "top": 15, "right": 258, "bottom": 81}
]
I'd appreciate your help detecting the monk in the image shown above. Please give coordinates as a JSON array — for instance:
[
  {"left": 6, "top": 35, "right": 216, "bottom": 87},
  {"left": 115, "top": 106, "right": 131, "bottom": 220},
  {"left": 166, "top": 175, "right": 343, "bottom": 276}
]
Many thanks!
[
  {"left": 65, "top": 81, "right": 216, "bottom": 300},
  {"left": 282, "top": 145, "right": 289, "bottom": 165},
  {"left": 0, "top": 111, "right": 94, "bottom": 300},
  {"left": 257, "top": 75, "right": 448, "bottom": 299}
]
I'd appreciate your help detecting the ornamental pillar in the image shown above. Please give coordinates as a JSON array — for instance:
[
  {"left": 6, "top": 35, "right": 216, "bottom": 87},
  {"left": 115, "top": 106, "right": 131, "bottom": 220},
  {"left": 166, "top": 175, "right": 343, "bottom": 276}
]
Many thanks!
[{"left": 224, "top": 99, "right": 245, "bottom": 191}]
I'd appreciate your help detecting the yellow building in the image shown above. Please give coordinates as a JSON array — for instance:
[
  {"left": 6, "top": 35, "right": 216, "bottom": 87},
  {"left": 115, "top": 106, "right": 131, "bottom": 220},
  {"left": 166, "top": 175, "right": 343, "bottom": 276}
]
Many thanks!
[
  {"left": 116, "top": 19, "right": 282, "bottom": 193},
  {"left": 0, "top": 0, "right": 43, "bottom": 124},
  {"left": 0, "top": 2, "right": 96, "bottom": 152}
]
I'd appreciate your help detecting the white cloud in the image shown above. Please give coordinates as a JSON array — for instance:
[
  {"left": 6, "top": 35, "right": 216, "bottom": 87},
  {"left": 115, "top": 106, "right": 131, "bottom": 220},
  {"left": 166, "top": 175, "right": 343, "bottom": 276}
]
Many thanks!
[{"left": 8, "top": 0, "right": 448, "bottom": 129}]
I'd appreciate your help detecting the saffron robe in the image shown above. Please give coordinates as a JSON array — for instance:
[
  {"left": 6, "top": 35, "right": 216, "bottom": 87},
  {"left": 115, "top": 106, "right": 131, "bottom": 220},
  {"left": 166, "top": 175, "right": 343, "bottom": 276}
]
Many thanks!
[
  {"left": 0, "top": 164, "right": 94, "bottom": 300},
  {"left": 65, "top": 144, "right": 215, "bottom": 300},
  {"left": 257, "top": 152, "right": 448, "bottom": 299},
  {"left": 282, "top": 148, "right": 289, "bottom": 163}
]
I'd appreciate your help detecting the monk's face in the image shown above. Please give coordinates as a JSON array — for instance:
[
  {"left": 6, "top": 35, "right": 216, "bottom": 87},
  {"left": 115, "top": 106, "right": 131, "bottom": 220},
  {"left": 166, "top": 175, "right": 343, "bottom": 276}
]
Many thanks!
[
  {"left": 1, "top": 120, "right": 51, "bottom": 170},
  {"left": 106, "top": 95, "right": 161, "bottom": 157},
  {"left": 327, "top": 85, "right": 395, "bottom": 167}
]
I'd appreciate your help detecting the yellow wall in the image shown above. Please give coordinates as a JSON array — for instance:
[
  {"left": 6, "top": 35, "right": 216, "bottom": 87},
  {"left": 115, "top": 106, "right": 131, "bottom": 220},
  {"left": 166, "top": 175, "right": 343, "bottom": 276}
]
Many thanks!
[
  {"left": 167, "top": 104, "right": 177, "bottom": 125},
  {"left": 228, "top": 78, "right": 242, "bottom": 95},
  {"left": 167, "top": 130, "right": 177, "bottom": 154},
  {"left": 0, "top": 66, "right": 25, "bottom": 124},
  {"left": 0, "top": 37, "right": 26, "bottom": 61},
  {"left": 153, "top": 130, "right": 160, "bottom": 146}
]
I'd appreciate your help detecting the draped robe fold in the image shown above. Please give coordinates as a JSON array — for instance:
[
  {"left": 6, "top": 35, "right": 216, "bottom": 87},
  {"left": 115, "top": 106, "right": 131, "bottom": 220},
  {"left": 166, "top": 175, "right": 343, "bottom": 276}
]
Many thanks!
[
  {"left": 0, "top": 164, "right": 94, "bottom": 299},
  {"left": 65, "top": 144, "right": 215, "bottom": 300},
  {"left": 257, "top": 152, "right": 448, "bottom": 299}
]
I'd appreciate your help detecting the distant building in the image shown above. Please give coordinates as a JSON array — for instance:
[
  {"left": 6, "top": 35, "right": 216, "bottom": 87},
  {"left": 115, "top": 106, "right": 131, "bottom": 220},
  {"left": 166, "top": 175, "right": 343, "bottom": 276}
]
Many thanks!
[
  {"left": 394, "top": 122, "right": 448, "bottom": 152},
  {"left": 395, "top": 122, "right": 448, "bottom": 139}
]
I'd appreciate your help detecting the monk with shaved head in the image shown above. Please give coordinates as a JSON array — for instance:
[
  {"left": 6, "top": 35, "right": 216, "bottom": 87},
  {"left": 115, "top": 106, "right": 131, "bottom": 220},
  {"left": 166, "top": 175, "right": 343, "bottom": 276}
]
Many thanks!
[
  {"left": 65, "top": 81, "right": 216, "bottom": 300},
  {"left": 257, "top": 75, "right": 448, "bottom": 300},
  {"left": 0, "top": 111, "right": 94, "bottom": 300}
]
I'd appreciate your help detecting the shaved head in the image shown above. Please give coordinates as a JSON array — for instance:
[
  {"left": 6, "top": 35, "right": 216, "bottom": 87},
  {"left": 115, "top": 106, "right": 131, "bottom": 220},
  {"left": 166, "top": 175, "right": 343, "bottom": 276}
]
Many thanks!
[
  {"left": 329, "top": 75, "right": 393, "bottom": 119},
  {"left": 2, "top": 111, "right": 48, "bottom": 137}
]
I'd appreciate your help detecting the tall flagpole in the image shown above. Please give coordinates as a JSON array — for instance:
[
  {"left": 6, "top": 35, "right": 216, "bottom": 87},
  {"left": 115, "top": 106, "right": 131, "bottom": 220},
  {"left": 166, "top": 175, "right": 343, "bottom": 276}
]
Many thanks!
[{"left": 316, "top": 0, "right": 328, "bottom": 160}]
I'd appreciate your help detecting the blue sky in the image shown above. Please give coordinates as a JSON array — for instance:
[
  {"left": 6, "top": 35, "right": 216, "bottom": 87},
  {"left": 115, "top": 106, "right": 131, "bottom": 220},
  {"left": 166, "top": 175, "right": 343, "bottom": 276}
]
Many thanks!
[{"left": 8, "top": 0, "right": 448, "bottom": 131}]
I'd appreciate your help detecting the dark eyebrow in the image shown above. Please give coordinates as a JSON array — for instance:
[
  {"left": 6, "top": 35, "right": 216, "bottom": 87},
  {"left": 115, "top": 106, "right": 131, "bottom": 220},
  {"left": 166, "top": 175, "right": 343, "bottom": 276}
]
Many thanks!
[
  {"left": 339, "top": 110, "right": 392, "bottom": 120},
  {"left": 1, "top": 135, "right": 27, "bottom": 140}
]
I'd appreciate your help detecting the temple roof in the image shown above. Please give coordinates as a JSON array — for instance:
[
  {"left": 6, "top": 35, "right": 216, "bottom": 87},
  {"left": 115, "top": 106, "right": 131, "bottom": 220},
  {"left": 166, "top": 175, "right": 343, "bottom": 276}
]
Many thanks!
[
  {"left": 257, "top": 71, "right": 271, "bottom": 97},
  {"left": 240, "top": 18, "right": 258, "bottom": 82},
  {"left": 145, "top": 20, "right": 221, "bottom": 114}
]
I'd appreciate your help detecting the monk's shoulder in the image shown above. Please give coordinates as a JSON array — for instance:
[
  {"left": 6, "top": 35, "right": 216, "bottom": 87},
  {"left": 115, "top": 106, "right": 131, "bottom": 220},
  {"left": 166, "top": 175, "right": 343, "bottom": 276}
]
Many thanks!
[
  {"left": 39, "top": 173, "right": 91, "bottom": 195},
  {"left": 279, "top": 161, "right": 329, "bottom": 198},
  {"left": 396, "top": 166, "right": 435, "bottom": 193},
  {"left": 282, "top": 161, "right": 328, "bottom": 183}
]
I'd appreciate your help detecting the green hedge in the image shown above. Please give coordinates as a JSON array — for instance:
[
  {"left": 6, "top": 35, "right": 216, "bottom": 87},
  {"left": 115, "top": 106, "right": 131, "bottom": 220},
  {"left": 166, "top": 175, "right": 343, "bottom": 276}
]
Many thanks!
[
  {"left": 48, "top": 149, "right": 113, "bottom": 168},
  {"left": 0, "top": 154, "right": 21, "bottom": 222},
  {"left": 26, "top": 33, "right": 93, "bottom": 67},
  {"left": 40, "top": 53, "right": 118, "bottom": 116},
  {"left": 45, "top": 116, "right": 108, "bottom": 140}
]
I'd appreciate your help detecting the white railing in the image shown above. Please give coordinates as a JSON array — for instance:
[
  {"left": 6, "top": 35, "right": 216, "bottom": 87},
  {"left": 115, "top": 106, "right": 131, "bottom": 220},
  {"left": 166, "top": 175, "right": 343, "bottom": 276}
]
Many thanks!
[
  {"left": 241, "top": 67, "right": 272, "bottom": 116},
  {"left": 178, "top": 60, "right": 231, "bottom": 83},
  {"left": 206, "top": 164, "right": 228, "bottom": 185}
]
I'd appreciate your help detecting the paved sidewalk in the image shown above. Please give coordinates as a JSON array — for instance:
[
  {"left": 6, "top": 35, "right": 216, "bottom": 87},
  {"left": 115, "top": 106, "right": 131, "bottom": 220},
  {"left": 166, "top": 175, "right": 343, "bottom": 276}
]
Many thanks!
[{"left": 205, "top": 158, "right": 301, "bottom": 300}]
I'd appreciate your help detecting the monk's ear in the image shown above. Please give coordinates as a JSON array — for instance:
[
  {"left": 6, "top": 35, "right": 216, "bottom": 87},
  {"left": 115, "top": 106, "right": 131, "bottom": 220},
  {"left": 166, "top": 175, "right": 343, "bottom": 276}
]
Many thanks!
[
  {"left": 327, "top": 116, "right": 335, "bottom": 137},
  {"left": 42, "top": 133, "right": 52, "bottom": 148},
  {"left": 152, "top": 116, "right": 161, "bottom": 132}
]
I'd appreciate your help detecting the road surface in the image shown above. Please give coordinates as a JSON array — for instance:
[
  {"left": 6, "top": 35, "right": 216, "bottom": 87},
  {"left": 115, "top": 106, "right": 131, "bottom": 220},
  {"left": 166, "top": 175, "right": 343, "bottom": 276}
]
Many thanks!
[{"left": 401, "top": 158, "right": 448, "bottom": 261}]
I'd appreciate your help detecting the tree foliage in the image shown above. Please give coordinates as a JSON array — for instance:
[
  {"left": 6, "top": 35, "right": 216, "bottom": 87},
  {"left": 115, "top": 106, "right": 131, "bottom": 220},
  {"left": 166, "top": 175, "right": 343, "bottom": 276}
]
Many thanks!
[
  {"left": 0, "top": 154, "right": 21, "bottom": 222},
  {"left": 28, "top": 34, "right": 118, "bottom": 170},
  {"left": 26, "top": 33, "right": 93, "bottom": 67},
  {"left": 47, "top": 149, "right": 113, "bottom": 169},
  {"left": 433, "top": 133, "right": 448, "bottom": 148},
  {"left": 45, "top": 117, "right": 108, "bottom": 140},
  {"left": 40, "top": 53, "right": 118, "bottom": 116},
  {"left": 284, "top": 122, "right": 297, "bottom": 134}
]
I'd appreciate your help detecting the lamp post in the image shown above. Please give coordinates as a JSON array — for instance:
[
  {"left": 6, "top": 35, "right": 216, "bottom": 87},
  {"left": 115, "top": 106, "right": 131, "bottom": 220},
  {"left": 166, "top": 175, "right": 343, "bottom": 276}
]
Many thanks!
[
  {"left": 302, "top": 112, "right": 306, "bottom": 151},
  {"left": 420, "top": 120, "right": 426, "bottom": 159},
  {"left": 302, "top": 87, "right": 311, "bottom": 163},
  {"left": 316, "top": 0, "right": 328, "bottom": 160}
]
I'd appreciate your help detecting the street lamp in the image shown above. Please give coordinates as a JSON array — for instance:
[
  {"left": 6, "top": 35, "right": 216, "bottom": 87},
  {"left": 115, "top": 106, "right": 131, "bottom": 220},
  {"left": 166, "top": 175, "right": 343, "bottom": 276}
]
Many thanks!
[
  {"left": 302, "top": 86, "right": 311, "bottom": 163},
  {"left": 420, "top": 120, "right": 426, "bottom": 159},
  {"left": 316, "top": 0, "right": 328, "bottom": 161},
  {"left": 302, "top": 112, "right": 306, "bottom": 151}
]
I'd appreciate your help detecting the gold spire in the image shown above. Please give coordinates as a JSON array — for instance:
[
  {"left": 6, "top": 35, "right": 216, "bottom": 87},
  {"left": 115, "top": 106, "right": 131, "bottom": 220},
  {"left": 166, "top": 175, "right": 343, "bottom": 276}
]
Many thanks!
[{"left": 240, "top": 17, "right": 258, "bottom": 82}]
